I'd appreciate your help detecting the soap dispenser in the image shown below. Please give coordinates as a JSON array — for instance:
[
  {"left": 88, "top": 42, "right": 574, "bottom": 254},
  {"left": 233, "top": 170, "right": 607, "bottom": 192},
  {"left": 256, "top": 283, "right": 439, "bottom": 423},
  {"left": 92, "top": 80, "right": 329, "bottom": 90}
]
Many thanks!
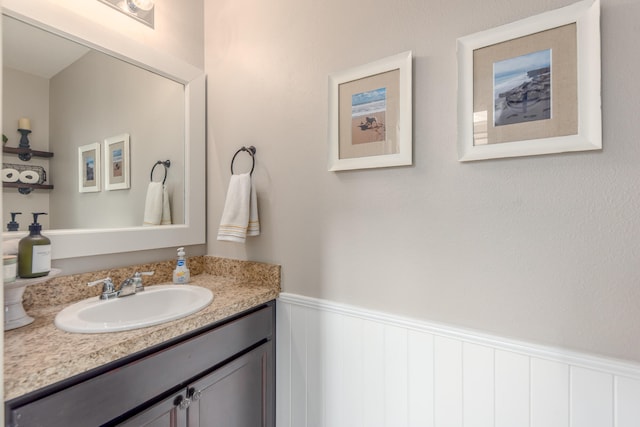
[
  {"left": 7, "top": 212, "right": 22, "bottom": 231},
  {"left": 173, "top": 247, "right": 190, "bottom": 284},
  {"left": 18, "top": 212, "right": 51, "bottom": 278}
]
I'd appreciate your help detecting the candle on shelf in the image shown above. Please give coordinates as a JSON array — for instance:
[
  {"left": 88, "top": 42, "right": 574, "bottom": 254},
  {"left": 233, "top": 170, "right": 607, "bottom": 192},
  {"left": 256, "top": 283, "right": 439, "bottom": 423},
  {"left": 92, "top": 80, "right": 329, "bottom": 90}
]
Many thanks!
[
  {"left": 18, "top": 118, "right": 31, "bottom": 131},
  {"left": 17, "top": 118, "right": 33, "bottom": 160}
]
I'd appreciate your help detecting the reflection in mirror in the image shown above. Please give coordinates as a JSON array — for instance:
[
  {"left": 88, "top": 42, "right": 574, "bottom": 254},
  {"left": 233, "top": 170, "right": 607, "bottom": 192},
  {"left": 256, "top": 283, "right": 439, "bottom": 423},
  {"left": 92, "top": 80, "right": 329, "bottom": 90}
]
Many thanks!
[
  {"left": 1, "top": 3, "right": 205, "bottom": 262},
  {"left": 2, "top": 15, "right": 185, "bottom": 232}
]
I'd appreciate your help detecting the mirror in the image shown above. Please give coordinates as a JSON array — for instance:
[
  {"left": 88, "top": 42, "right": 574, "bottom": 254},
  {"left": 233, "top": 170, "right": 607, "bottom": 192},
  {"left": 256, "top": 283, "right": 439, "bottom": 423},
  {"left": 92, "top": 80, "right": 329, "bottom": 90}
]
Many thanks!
[
  {"left": 2, "top": 4, "right": 205, "bottom": 260},
  {"left": 3, "top": 15, "right": 185, "bottom": 230}
]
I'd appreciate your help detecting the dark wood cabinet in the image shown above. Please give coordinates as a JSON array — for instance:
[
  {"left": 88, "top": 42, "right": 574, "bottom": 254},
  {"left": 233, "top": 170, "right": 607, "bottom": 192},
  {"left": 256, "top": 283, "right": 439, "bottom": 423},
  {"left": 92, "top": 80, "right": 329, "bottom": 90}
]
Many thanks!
[
  {"left": 117, "top": 390, "right": 185, "bottom": 427},
  {"left": 119, "top": 342, "right": 273, "bottom": 427},
  {"left": 5, "top": 302, "right": 275, "bottom": 427},
  {"left": 189, "top": 341, "right": 273, "bottom": 427}
]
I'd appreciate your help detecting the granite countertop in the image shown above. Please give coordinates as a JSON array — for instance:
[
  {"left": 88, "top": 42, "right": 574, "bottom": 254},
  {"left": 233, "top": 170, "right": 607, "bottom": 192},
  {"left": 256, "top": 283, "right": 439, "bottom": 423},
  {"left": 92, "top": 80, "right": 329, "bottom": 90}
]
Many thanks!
[{"left": 4, "top": 257, "right": 280, "bottom": 401}]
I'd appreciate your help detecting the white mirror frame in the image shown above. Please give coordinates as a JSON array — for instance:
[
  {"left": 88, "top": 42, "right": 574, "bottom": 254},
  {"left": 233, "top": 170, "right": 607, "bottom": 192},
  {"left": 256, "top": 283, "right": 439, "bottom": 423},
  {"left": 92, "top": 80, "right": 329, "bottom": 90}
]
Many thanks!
[{"left": 2, "top": 1, "right": 206, "bottom": 260}]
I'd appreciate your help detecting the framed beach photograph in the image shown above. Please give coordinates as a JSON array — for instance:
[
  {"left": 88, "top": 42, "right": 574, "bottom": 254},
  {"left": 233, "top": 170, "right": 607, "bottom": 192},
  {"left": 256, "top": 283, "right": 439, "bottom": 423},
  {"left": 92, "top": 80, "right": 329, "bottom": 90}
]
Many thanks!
[
  {"left": 78, "top": 142, "right": 101, "bottom": 193},
  {"left": 104, "top": 133, "right": 130, "bottom": 190},
  {"left": 456, "top": 0, "right": 601, "bottom": 161},
  {"left": 328, "top": 51, "right": 412, "bottom": 171}
]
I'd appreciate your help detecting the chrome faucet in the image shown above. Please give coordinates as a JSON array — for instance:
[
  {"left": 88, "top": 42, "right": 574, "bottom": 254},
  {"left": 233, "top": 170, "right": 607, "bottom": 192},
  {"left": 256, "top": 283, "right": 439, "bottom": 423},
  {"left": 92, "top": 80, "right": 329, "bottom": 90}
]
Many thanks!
[
  {"left": 122, "top": 271, "right": 154, "bottom": 295},
  {"left": 117, "top": 277, "right": 138, "bottom": 298},
  {"left": 88, "top": 271, "right": 154, "bottom": 300},
  {"left": 87, "top": 277, "right": 119, "bottom": 300}
]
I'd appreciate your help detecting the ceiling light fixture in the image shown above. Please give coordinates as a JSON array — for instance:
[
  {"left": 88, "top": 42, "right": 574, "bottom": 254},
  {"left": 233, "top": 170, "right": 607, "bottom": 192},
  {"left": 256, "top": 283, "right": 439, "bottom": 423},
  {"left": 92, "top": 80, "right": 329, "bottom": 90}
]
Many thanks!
[
  {"left": 126, "top": 0, "right": 154, "bottom": 12},
  {"left": 97, "top": 0, "right": 155, "bottom": 28}
]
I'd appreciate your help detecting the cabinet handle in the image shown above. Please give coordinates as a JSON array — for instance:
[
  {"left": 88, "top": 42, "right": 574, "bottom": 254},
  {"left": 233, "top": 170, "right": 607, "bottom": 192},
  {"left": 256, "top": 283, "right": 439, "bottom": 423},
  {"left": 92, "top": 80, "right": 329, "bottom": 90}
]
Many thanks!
[
  {"left": 187, "top": 387, "right": 202, "bottom": 402},
  {"left": 173, "top": 394, "right": 191, "bottom": 410},
  {"left": 180, "top": 398, "right": 191, "bottom": 410}
]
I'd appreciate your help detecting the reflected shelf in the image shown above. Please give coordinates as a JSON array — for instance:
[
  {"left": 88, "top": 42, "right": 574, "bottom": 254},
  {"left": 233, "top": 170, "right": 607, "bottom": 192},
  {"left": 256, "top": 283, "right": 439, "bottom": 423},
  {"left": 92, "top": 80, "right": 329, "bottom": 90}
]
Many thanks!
[
  {"left": 3, "top": 146, "right": 54, "bottom": 158},
  {"left": 3, "top": 182, "right": 54, "bottom": 190}
]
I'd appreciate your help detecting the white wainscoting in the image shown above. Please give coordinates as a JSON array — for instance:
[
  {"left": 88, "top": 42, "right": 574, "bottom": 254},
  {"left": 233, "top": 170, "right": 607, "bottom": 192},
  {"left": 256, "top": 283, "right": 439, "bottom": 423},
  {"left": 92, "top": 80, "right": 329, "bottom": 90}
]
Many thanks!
[{"left": 276, "top": 293, "right": 640, "bottom": 427}]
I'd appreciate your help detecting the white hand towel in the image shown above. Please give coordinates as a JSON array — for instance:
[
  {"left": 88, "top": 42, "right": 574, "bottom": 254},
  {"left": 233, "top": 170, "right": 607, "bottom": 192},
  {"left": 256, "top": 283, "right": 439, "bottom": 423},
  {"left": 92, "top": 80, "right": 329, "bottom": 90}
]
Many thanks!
[
  {"left": 2, "top": 168, "right": 19, "bottom": 183},
  {"left": 217, "top": 173, "right": 260, "bottom": 242},
  {"left": 161, "top": 185, "right": 172, "bottom": 225},
  {"left": 143, "top": 182, "right": 172, "bottom": 226},
  {"left": 247, "top": 182, "right": 259, "bottom": 237}
]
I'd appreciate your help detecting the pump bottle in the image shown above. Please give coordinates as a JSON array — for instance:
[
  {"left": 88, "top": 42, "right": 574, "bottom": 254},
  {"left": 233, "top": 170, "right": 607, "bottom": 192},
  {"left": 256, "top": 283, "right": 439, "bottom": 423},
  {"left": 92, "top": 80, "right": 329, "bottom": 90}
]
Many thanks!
[
  {"left": 173, "top": 247, "right": 190, "bottom": 284},
  {"left": 18, "top": 212, "right": 51, "bottom": 278}
]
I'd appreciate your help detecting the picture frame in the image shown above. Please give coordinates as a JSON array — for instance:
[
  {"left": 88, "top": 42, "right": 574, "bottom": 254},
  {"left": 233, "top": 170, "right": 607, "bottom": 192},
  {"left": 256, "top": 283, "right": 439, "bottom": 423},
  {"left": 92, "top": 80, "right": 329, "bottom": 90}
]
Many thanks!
[
  {"left": 328, "top": 51, "right": 412, "bottom": 171},
  {"left": 78, "top": 142, "right": 101, "bottom": 193},
  {"left": 104, "top": 133, "right": 130, "bottom": 190},
  {"left": 456, "top": 0, "right": 601, "bottom": 161}
]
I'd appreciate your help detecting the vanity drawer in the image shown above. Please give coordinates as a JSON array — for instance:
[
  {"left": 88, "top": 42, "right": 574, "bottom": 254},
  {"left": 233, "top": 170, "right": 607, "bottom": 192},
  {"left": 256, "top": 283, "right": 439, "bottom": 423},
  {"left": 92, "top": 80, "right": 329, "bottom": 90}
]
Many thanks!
[{"left": 6, "top": 302, "right": 274, "bottom": 427}]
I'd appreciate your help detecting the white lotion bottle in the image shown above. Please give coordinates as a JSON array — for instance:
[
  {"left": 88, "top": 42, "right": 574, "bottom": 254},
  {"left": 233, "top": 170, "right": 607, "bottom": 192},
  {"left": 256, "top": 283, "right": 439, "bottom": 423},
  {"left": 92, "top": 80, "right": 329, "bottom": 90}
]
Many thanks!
[{"left": 172, "top": 247, "right": 190, "bottom": 284}]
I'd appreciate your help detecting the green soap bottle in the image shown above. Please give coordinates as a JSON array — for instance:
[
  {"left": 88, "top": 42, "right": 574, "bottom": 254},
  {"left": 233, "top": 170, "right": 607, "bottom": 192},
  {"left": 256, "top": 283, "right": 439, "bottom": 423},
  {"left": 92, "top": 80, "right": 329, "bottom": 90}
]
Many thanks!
[{"left": 18, "top": 212, "right": 51, "bottom": 278}]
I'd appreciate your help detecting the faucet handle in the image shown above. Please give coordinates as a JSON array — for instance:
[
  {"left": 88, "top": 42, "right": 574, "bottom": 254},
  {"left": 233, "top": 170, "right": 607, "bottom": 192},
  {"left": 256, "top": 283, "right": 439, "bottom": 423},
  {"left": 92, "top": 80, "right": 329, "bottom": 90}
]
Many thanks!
[
  {"left": 132, "top": 271, "right": 154, "bottom": 292},
  {"left": 133, "top": 271, "right": 154, "bottom": 278},
  {"left": 87, "top": 277, "right": 117, "bottom": 300},
  {"left": 87, "top": 277, "right": 113, "bottom": 289}
]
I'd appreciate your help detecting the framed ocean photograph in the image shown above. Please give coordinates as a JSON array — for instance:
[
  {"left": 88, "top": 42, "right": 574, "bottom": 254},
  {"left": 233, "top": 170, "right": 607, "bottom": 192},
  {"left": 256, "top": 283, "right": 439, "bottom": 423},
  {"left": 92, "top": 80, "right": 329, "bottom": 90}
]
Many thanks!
[
  {"left": 493, "top": 49, "right": 552, "bottom": 127},
  {"left": 104, "top": 133, "right": 130, "bottom": 190},
  {"left": 78, "top": 142, "right": 101, "bottom": 193},
  {"left": 456, "top": 0, "right": 601, "bottom": 161},
  {"left": 328, "top": 51, "right": 412, "bottom": 171}
]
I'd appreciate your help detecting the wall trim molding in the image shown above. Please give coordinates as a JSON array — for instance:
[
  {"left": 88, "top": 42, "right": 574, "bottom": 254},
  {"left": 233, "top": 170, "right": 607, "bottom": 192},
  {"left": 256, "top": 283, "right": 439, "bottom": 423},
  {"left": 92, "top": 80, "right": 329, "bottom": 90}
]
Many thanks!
[{"left": 278, "top": 292, "right": 640, "bottom": 380}]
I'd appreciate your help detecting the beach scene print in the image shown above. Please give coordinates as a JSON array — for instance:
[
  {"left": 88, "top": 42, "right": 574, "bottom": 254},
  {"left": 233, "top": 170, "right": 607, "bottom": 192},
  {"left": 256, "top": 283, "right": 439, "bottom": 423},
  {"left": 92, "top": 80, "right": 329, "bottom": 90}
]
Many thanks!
[
  {"left": 84, "top": 156, "right": 95, "bottom": 182},
  {"left": 351, "top": 87, "right": 386, "bottom": 144},
  {"left": 494, "top": 49, "right": 551, "bottom": 127},
  {"left": 111, "top": 148, "right": 123, "bottom": 177}
]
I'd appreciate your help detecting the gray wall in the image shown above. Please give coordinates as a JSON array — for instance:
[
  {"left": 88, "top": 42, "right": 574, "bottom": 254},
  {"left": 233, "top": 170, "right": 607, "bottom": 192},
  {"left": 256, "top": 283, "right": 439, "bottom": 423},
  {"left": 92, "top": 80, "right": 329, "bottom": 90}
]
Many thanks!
[
  {"left": 204, "top": 0, "right": 640, "bottom": 363},
  {"left": 2, "top": 67, "right": 51, "bottom": 230},
  {"left": 49, "top": 50, "right": 185, "bottom": 229}
]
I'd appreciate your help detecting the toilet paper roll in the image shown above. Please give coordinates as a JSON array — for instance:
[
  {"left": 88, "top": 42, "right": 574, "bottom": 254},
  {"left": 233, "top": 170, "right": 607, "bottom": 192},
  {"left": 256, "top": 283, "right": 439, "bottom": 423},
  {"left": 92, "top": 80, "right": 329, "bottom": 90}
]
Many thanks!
[
  {"left": 19, "top": 170, "right": 40, "bottom": 184},
  {"left": 2, "top": 168, "right": 20, "bottom": 183}
]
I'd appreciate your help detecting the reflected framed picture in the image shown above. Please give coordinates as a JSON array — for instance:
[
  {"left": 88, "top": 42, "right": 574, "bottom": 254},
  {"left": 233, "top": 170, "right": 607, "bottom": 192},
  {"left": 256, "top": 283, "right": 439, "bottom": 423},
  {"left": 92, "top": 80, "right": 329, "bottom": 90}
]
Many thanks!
[
  {"left": 104, "top": 133, "right": 130, "bottom": 191},
  {"left": 78, "top": 142, "right": 101, "bottom": 193},
  {"left": 456, "top": 0, "right": 601, "bottom": 161},
  {"left": 328, "top": 51, "right": 412, "bottom": 171}
]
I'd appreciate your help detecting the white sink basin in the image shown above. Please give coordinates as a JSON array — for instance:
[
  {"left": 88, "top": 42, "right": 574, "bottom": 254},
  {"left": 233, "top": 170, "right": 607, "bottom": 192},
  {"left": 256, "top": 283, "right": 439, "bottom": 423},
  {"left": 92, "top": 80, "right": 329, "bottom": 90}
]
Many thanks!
[{"left": 54, "top": 285, "right": 213, "bottom": 333}]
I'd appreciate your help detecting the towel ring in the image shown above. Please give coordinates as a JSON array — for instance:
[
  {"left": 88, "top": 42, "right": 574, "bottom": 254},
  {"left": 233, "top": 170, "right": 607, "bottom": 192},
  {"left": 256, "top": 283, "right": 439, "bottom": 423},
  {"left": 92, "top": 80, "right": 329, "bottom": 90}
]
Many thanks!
[
  {"left": 150, "top": 160, "right": 171, "bottom": 184},
  {"left": 230, "top": 146, "right": 256, "bottom": 175}
]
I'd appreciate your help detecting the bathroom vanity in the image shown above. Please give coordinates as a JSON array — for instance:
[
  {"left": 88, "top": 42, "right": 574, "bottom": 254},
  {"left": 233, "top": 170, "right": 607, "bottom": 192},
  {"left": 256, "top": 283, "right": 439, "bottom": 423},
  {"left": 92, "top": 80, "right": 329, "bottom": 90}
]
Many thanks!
[
  {"left": 7, "top": 303, "right": 274, "bottom": 427},
  {"left": 4, "top": 258, "right": 280, "bottom": 427}
]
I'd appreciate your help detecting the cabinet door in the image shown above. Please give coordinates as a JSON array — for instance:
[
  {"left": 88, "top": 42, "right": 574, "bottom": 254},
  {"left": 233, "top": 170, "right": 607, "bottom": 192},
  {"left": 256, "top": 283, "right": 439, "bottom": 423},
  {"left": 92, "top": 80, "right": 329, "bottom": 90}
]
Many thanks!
[
  {"left": 116, "top": 390, "right": 187, "bottom": 427},
  {"left": 187, "top": 342, "right": 274, "bottom": 427}
]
